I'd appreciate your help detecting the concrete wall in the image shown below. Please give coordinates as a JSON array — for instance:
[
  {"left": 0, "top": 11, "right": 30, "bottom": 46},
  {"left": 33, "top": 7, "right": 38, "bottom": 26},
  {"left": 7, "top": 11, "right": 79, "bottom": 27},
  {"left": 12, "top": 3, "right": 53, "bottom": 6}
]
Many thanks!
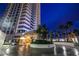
[
  {"left": 30, "top": 44, "right": 54, "bottom": 48},
  {"left": 54, "top": 42, "right": 74, "bottom": 47},
  {"left": 0, "top": 30, "right": 6, "bottom": 47},
  {"left": 30, "top": 42, "right": 74, "bottom": 48}
]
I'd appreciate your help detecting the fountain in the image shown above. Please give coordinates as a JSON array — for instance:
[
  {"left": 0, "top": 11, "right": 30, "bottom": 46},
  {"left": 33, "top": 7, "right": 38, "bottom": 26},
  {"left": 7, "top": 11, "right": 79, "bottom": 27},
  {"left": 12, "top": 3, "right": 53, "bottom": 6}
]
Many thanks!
[
  {"left": 54, "top": 45, "right": 57, "bottom": 56},
  {"left": 6, "top": 48, "right": 10, "bottom": 54},
  {"left": 62, "top": 46, "right": 67, "bottom": 56},
  {"left": 73, "top": 48, "right": 79, "bottom": 56}
]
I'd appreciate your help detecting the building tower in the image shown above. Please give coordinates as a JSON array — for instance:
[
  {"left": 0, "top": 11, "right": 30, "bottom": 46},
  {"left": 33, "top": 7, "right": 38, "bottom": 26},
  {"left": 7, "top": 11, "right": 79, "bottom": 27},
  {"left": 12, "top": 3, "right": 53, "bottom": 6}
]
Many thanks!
[{"left": 1, "top": 3, "right": 40, "bottom": 44}]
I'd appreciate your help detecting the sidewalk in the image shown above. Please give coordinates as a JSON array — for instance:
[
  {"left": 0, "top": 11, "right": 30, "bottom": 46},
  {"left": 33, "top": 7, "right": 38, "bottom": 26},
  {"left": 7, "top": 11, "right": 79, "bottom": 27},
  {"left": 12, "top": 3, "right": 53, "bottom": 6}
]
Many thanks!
[{"left": 0, "top": 45, "right": 10, "bottom": 56}]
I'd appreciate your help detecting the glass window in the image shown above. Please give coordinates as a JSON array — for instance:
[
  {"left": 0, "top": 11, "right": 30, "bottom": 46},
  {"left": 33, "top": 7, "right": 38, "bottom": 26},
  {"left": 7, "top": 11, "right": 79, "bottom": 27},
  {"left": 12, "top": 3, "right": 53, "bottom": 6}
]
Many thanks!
[
  {"left": 15, "top": 17, "right": 17, "bottom": 19},
  {"left": 17, "top": 30, "right": 25, "bottom": 33},
  {"left": 12, "top": 11, "right": 15, "bottom": 15},
  {"left": 10, "top": 30, "right": 14, "bottom": 34},
  {"left": 7, "top": 31, "right": 9, "bottom": 34}
]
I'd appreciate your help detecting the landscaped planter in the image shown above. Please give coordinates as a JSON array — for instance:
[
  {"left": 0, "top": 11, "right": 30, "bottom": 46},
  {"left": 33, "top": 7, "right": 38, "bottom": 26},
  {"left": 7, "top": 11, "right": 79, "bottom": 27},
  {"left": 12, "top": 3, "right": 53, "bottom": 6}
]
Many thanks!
[{"left": 30, "top": 44, "right": 54, "bottom": 48}]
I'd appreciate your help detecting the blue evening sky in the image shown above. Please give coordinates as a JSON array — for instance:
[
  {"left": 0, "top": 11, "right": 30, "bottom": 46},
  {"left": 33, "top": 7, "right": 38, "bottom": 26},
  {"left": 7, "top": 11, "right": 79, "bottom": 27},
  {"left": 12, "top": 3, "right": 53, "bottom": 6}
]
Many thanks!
[
  {"left": 0, "top": 3, "right": 8, "bottom": 17},
  {"left": 41, "top": 3, "right": 79, "bottom": 31}
]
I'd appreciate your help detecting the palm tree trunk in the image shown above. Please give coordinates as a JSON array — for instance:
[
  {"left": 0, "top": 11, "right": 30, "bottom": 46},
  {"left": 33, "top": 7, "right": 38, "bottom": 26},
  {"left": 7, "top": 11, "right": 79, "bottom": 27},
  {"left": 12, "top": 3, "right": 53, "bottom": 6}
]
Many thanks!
[{"left": 66, "top": 29, "right": 68, "bottom": 42}]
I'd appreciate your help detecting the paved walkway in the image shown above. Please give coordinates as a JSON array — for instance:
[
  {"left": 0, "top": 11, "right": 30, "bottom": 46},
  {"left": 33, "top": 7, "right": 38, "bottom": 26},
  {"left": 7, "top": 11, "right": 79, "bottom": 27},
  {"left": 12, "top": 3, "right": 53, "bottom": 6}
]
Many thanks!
[{"left": 0, "top": 44, "right": 78, "bottom": 56}]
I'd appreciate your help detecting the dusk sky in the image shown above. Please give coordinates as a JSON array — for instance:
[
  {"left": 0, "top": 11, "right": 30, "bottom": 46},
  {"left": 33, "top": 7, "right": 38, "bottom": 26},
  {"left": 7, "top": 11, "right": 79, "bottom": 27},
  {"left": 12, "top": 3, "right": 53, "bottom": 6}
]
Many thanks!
[
  {"left": 0, "top": 3, "right": 8, "bottom": 17},
  {"left": 0, "top": 3, "right": 79, "bottom": 32},
  {"left": 41, "top": 3, "right": 79, "bottom": 31}
]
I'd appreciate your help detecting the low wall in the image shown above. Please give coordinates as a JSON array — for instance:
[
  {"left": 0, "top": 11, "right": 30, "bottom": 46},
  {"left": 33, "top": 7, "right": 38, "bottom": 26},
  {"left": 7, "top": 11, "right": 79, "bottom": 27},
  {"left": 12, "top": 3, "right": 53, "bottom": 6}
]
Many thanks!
[
  {"left": 30, "top": 42, "right": 74, "bottom": 48},
  {"left": 30, "top": 44, "right": 54, "bottom": 48},
  {"left": 54, "top": 42, "right": 74, "bottom": 47}
]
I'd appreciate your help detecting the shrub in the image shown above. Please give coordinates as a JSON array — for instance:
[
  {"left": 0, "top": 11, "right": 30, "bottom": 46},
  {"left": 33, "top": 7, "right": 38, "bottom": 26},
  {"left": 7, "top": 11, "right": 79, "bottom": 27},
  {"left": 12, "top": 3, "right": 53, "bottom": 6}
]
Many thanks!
[
  {"left": 74, "top": 42, "right": 79, "bottom": 46},
  {"left": 32, "top": 40, "right": 53, "bottom": 44}
]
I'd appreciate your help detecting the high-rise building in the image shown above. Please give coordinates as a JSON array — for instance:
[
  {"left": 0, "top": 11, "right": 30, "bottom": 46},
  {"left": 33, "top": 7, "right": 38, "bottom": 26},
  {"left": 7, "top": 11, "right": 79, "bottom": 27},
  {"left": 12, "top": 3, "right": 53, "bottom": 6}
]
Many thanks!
[{"left": 1, "top": 3, "right": 40, "bottom": 44}]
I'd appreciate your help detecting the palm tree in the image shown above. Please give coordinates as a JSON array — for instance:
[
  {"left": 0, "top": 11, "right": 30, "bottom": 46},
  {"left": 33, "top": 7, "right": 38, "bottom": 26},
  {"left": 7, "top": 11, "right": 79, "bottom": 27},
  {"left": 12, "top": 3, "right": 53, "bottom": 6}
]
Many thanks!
[
  {"left": 36, "top": 24, "right": 48, "bottom": 40},
  {"left": 41, "top": 24, "right": 48, "bottom": 40},
  {"left": 73, "top": 29, "right": 79, "bottom": 36},
  {"left": 66, "top": 21, "right": 73, "bottom": 32},
  {"left": 64, "top": 25, "right": 69, "bottom": 42},
  {"left": 65, "top": 21, "right": 73, "bottom": 42},
  {"left": 59, "top": 25, "right": 65, "bottom": 40},
  {"left": 49, "top": 32, "right": 53, "bottom": 43},
  {"left": 59, "top": 25, "right": 65, "bottom": 32},
  {"left": 59, "top": 21, "right": 73, "bottom": 42},
  {"left": 55, "top": 32, "right": 59, "bottom": 41},
  {"left": 36, "top": 25, "right": 42, "bottom": 40},
  {"left": 64, "top": 21, "right": 73, "bottom": 36},
  {"left": 59, "top": 25, "right": 66, "bottom": 41},
  {"left": 62, "top": 32, "right": 66, "bottom": 41}
]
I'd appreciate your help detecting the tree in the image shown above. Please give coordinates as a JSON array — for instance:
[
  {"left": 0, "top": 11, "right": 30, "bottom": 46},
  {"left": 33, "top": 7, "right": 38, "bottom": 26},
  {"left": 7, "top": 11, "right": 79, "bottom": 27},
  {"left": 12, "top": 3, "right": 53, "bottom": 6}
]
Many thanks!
[
  {"left": 49, "top": 32, "right": 53, "bottom": 43},
  {"left": 36, "top": 24, "right": 48, "bottom": 40},
  {"left": 66, "top": 21, "right": 73, "bottom": 32},
  {"left": 64, "top": 21, "right": 73, "bottom": 36},
  {"left": 55, "top": 32, "right": 59, "bottom": 41},
  {"left": 62, "top": 32, "right": 66, "bottom": 41},
  {"left": 59, "top": 25, "right": 65, "bottom": 30},
  {"left": 36, "top": 25, "right": 42, "bottom": 39},
  {"left": 73, "top": 29, "right": 79, "bottom": 36},
  {"left": 58, "top": 21, "right": 73, "bottom": 42},
  {"left": 65, "top": 21, "right": 73, "bottom": 42},
  {"left": 59, "top": 25, "right": 65, "bottom": 40},
  {"left": 41, "top": 24, "right": 48, "bottom": 40}
]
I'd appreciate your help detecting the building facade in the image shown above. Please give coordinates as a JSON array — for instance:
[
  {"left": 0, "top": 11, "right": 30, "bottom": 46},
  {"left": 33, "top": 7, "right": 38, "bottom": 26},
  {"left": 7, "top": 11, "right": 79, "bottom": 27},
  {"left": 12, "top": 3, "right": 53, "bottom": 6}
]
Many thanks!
[{"left": 1, "top": 3, "right": 40, "bottom": 44}]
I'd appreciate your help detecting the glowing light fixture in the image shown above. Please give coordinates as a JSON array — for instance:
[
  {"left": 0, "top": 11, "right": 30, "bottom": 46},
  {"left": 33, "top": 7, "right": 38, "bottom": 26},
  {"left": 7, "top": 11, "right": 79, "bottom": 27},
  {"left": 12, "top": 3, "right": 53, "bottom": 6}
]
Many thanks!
[
  {"left": 20, "top": 36, "right": 25, "bottom": 40},
  {"left": 74, "top": 48, "right": 79, "bottom": 56},
  {"left": 6, "top": 48, "right": 10, "bottom": 54},
  {"left": 62, "top": 46, "right": 67, "bottom": 56}
]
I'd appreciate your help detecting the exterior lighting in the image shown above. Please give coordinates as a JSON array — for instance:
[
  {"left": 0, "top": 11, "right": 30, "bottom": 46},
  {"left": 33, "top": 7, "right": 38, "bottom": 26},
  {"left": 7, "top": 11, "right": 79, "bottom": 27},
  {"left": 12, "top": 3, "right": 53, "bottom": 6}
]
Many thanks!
[
  {"left": 20, "top": 36, "right": 25, "bottom": 40},
  {"left": 6, "top": 48, "right": 10, "bottom": 54},
  {"left": 74, "top": 48, "right": 79, "bottom": 56},
  {"left": 60, "top": 39, "right": 64, "bottom": 41},
  {"left": 19, "top": 36, "right": 25, "bottom": 45},
  {"left": 62, "top": 46, "right": 67, "bottom": 56},
  {"left": 74, "top": 37, "right": 78, "bottom": 43}
]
